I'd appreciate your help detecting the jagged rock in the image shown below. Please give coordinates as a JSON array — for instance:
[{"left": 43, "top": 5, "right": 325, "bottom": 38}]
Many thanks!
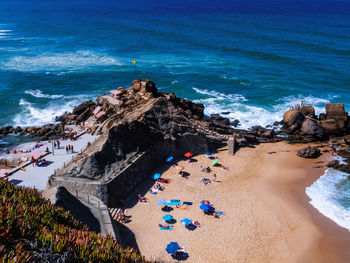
[
  {"left": 299, "top": 106, "right": 315, "bottom": 118},
  {"left": 72, "top": 100, "right": 95, "bottom": 116},
  {"left": 301, "top": 119, "right": 325, "bottom": 138},
  {"left": 319, "top": 113, "right": 326, "bottom": 120},
  {"left": 327, "top": 160, "right": 340, "bottom": 169},
  {"left": 15, "top": 126, "right": 22, "bottom": 133},
  {"left": 319, "top": 119, "right": 342, "bottom": 135},
  {"left": 250, "top": 126, "right": 275, "bottom": 138},
  {"left": 297, "top": 146, "right": 321, "bottom": 158},
  {"left": 132, "top": 79, "right": 158, "bottom": 97},
  {"left": 231, "top": 119, "right": 240, "bottom": 127}
]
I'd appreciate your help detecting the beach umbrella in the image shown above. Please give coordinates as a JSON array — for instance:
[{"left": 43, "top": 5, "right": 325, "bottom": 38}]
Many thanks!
[
  {"left": 206, "top": 152, "right": 212, "bottom": 156},
  {"left": 157, "top": 199, "right": 167, "bottom": 206},
  {"left": 166, "top": 242, "right": 180, "bottom": 254},
  {"left": 212, "top": 159, "right": 218, "bottom": 166},
  {"left": 166, "top": 156, "right": 173, "bottom": 162},
  {"left": 153, "top": 173, "right": 161, "bottom": 180},
  {"left": 200, "top": 204, "right": 213, "bottom": 211},
  {"left": 163, "top": 214, "right": 173, "bottom": 221},
  {"left": 184, "top": 152, "right": 193, "bottom": 158},
  {"left": 180, "top": 218, "right": 192, "bottom": 226}
]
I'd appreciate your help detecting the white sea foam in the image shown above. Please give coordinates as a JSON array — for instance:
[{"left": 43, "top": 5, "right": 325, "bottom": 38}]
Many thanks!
[
  {"left": 13, "top": 97, "right": 89, "bottom": 127},
  {"left": 306, "top": 166, "right": 350, "bottom": 231},
  {"left": 2, "top": 50, "right": 122, "bottom": 73},
  {"left": 192, "top": 87, "right": 333, "bottom": 129},
  {"left": 25, "top": 89, "right": 64, "bottom": 99}
]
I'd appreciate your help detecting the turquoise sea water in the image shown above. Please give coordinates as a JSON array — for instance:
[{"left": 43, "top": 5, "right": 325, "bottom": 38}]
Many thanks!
[{"left": 0, "top": 0, "right": 350, "bottom": 230}]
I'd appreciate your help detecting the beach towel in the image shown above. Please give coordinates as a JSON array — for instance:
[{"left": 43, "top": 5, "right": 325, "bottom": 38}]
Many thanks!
[{"left": 160, "top": 227, "right": 173, "bottom": 231}]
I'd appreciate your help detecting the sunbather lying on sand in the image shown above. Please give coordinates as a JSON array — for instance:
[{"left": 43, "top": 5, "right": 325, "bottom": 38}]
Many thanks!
[
  {"left": 159, "top": 223, "right": 173, "bottom": 229},
  {"left": 201, "top": 178, "right": 211, "bottom": 185}
]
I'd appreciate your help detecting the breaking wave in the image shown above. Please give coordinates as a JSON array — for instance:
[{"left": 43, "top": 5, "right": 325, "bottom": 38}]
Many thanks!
[{"left": 192, "top": 87, "right": 334, "bottom": 129}]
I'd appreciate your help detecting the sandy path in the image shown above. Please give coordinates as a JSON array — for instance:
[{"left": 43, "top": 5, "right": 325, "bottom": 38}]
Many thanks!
[{"left": 123, "top": 142, "right": 350, "bottom": 263}]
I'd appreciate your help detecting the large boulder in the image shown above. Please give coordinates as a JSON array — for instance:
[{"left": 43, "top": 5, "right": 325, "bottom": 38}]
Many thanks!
[
  {"left": 132, "top": 79, "right": 158, "bottom": 97},
  {"left": 282, "top": 110, "right": 305, "bottom": 133},
  {"left": 299, "top": 106, "right": 315, "bottom": 118},
  {"left": 319, "top": 119, "right": 343, "bottom": 135},
  {"left": 326, "top": 103, "right": 348, "bottom": 120},
  {"left": 301, "top": 119, "right": 325, "bottom": 138},
  {"left": 297, "top": 146, "right": 321, "bottom": 159}
]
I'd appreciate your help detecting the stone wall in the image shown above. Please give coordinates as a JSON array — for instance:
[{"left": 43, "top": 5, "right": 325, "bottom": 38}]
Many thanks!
[{"left": 47, "top": 133, "right": 222, "bottom": 207}]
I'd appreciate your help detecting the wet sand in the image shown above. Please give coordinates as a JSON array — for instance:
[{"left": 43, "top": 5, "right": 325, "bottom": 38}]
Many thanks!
[{"left": 123, "top": 142, "right": 350, "bottom": 263}]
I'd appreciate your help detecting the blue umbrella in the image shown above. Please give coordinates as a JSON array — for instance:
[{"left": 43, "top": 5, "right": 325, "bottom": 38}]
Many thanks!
[
  {"left": 163, "top": 214, "right": 173, "bottom": 221},
  {"left": 206, "top": 152, "right": 212, "bottom": 156},
  {"left": 166, "top": 156, "right": 173, "bottom": 162},
  {"left": 157, "top": 199, "right": 167, "bottom": 206},
  {"left": 180, "top": 218, "right": 192, "bottom": 226},
  {"left": 166, "top": 242, "right": 180, "bottom": 254},
  {"left": 200, "top": 204, "right": 213, "bottom": 211},
  {"left": 153, "top": 173, "right": 161, "bottom": 180}
]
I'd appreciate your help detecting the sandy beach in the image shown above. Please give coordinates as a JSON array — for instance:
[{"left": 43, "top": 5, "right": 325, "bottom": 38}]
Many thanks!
[{"left": 122, "top": 141, "right": 350, "bottom": 263}]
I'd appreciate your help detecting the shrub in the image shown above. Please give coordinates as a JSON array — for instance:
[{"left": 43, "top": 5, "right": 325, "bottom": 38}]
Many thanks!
[{"left": 0, "top": 178, "right": 148, "bottom": 262}]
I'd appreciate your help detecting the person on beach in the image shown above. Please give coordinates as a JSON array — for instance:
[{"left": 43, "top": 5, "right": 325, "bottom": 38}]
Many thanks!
[
  {"left": 213, "top": 173, "right": 217, "bottom": 182},
  {"left": 68, "top": 145, "right": 71, "bottom": 153},
  {"left": 5, "top": 149, "right": 9, "bottom": 154},
  {"left": 71, "top": 145, "right": 74, "bottom": 153},
  {"left": 206, "top": 166, "right": 211, "bottom": 173},
  {"left": 54, "top": 142, "right": 57, "bottom": 148},
  {"left": 31, "top": 156, "right": 35, "bottom": 166},
  {"left": 45, "top": 147, "right": 49, "bottom": 153},
  {"left": 328, "top": 140, "right": 335, "bottom": 155},
  {"left": 65, "top": 146, "right": 68, "bottom": 154},
  {"left": 137, "top": 194, "right": 147, "bottom": 203}
]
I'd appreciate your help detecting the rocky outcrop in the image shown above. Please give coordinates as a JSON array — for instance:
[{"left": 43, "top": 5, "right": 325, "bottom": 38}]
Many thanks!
[
  {"left": 283, "top": 110, "right": 305, "bottom": 133},
  {"left": 47, "top": 79, "right": 282, "bottom": 206},
  {"left": 301, "top": 119, "right": 325, "bottom": 138},
  {"left": 297, "top": 146, "right": 321, "bottom": 158},
  {"left": 281, "top": 103, "right": 350, "bottom": 142}
]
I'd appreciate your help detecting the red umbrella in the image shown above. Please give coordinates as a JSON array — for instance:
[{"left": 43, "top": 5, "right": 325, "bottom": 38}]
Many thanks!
[{"left": 184, "top": 152, "right": 193, "bottom": 158}]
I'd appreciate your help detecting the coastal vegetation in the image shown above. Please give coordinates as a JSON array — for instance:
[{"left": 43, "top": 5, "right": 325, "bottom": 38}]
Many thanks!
[{"left": 0, "top": 177, "right": 147, "bottom": 263}]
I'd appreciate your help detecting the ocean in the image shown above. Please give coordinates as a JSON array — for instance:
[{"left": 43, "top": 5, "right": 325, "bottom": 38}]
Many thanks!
[{"left": 0, "top": 0, "right": 350, "bottom": 230}]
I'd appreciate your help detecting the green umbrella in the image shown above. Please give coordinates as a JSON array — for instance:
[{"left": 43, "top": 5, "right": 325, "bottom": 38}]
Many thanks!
[{"left": 212, "top": 159, "right": 218, "bottom": 166}]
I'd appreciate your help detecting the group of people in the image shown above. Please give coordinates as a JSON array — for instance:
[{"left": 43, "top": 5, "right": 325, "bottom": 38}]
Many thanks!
[
  {"left": 53, "top": 140, "right": 61, "bottom": 149},
  {"left": 65, "top": 144, "right": 74, "bottom": 154},
  {"left": 149, "top": 183, "right": 164, "bottom": 194}
]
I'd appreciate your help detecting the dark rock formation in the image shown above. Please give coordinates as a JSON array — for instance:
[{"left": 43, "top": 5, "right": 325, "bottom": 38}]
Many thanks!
[
  {"left": 297, "top": 146, "right": 321, "bottom": 159},
  {"left": 282, "top": 110, "right": 305, "bottom": 133},
  {"left": 301, "top": 119, "right": 325, "bottom": 138},
  {"left": 281, "top": 103, "right": 350, "bottom": 142},
  {"left": 48, "top": 79, "right": 282, "bottom": 206}
]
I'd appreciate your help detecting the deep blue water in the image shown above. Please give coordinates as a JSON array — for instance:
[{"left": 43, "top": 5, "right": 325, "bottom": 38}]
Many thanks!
[
  {"left": 0, "top": 0, "right": 349, "bottom": 129},
  {"left": 0, "top": 0, "right": 350, "bottom": 231}
]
